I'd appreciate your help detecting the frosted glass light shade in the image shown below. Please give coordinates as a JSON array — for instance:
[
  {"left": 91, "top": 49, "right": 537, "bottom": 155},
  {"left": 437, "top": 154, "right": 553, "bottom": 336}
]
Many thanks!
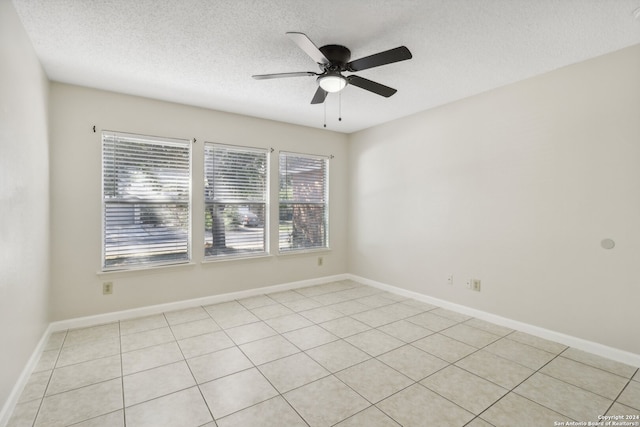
[{"left": 318, "top": 74, "right": 347, "bottom": 93}]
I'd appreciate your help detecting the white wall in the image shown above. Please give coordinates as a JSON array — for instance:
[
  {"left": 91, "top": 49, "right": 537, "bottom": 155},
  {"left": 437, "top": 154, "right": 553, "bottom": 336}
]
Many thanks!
[
  {"left": 49, "top": 83, "right": 348, "bottom": 320},
  {"left": 0, "top": 0, "right": 50, "bottom": 410},
  {"left": 348, "top": 44, "right": 640, "bottom": 355}
]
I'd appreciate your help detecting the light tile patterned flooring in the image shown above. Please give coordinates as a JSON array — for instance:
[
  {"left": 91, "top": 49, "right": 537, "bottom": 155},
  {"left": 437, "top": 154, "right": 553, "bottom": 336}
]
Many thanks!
[{"left": 8, "top": 280, "right": 640, "bottom": 427}]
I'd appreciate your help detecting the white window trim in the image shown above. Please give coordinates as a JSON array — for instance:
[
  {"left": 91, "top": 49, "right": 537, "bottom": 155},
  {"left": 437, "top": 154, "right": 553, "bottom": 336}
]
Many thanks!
[
  {"left": 101, "top": 130, "right": 193, "bottom": 272},
  {"left": 204, "top": 142, "right": 270, "bottom": 261},
  {"left": 278, "top": 151, "right": 330, "bottom": 254}
]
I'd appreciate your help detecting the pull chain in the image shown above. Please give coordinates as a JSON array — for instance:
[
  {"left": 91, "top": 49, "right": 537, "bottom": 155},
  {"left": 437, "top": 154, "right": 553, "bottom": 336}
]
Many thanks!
[
  {"left": 322, "top": 93, "right": 345, "bottom": 128},
  {"left": 323, "top": 99, "right": 327, "bottom": 128}
]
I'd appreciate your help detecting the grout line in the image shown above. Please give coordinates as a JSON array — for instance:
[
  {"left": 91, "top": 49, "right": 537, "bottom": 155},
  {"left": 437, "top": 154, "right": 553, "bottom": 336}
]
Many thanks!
[
  {"left": 463, "top": 417, "right": 497, "bottom": 427},
  {"left": 208, "top": 317, "right": 309, "bottom": 425},
  {"left": 164, "top": 312, "right": 217, "bottom": 426},
  {"left": 11, "top": 281, "right": 639, "bottom": 427},
  {"left": 277, "top": 289, "right": 458, "bottom": 425},
  {"left": 28, "top": 330, "right": 67, "bottom": 427},
  {"left": 600, "top": 374, "right": 638, "bottom": 416},
  {"left": 328, "top": 406, "right": 378, "bottom": 426},
  {"left": 558, "top": 348, "right": 638, "bottom": 379},
  {"left": 118, "top": 321, "right": 126, "bottom": 427},
  {"left": 474, "top": 351, "right": 583, "bottom": 423},
  {"left": 409, "top": 334, "right": 516, "bottom": 421},
  {"left": 208, "top": 282, "right": 400, "bottom": 424}
]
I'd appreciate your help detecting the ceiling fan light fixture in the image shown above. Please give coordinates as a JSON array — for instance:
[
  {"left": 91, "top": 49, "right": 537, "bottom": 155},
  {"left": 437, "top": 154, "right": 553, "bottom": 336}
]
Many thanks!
[{"left": 318, "top": 73, "right": 347, "bottom": 93}]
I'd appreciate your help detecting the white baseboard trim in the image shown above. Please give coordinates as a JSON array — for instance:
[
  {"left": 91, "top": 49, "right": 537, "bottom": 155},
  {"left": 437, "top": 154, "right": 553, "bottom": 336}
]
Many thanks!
[
  {"left": 4, "top": 272, "right": 638, "bottom": 427},
  {"left": 0, "top": 274, "right": 347, "bottom": 427},
  {"left": 49, "top": 273, "right": 349, "bottom": 332},
  {"left": 349, "top": 274, "right": 640, "bottom": 368},
  {"left": 0, "top": 323, "right": 54, "bottom": 427}
]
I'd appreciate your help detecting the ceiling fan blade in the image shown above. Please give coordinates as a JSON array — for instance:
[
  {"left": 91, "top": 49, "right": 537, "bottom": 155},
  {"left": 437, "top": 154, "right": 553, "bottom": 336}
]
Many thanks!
[
  {"left": 347, "top": 46, "right": 412, "bottom": 72},
  {"left": 310, "top": 87, "right": 328, "bottom": 104},
  {"left": 252, "top": 71, "right": 317, "bottom": 80},
  {"left": 286, "top": 32, "right": 330, "bottom": 66},
  {"left": 347, "top": 75, "right": 397, "bottom": 97}
]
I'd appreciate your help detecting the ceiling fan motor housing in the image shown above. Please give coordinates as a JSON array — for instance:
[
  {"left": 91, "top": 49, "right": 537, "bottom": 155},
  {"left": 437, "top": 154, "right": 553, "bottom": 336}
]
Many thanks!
[{"left": 319, "top": 44, "right": 351, "bottom": 70}]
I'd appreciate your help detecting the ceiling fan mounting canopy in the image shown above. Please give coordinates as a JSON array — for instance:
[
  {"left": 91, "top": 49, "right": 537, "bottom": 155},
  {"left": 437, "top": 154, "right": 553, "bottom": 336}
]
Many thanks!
[
  {"left": 252, "top": 32, "right": 412, "bottom": 104},
  {"left": 318, "top": 44, "right": 352, "bottom": 70}
]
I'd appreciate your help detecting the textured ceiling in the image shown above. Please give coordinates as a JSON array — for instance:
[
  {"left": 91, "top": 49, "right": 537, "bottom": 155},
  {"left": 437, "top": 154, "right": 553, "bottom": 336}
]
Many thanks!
[{"left": 11, "top": 0, "right": 640, "bottom": 133}]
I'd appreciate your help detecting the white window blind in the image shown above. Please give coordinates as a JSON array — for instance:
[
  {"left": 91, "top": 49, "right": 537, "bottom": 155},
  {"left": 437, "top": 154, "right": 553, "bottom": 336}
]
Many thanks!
[
  {"left": 204, "top": 143, "right": 268, "bottom": 258},
  {"left": 102, "top": 131, "right": 191, "bottom": 270},
  {"left": 279, "top": 152, "right": 329, "bottom": 252}
]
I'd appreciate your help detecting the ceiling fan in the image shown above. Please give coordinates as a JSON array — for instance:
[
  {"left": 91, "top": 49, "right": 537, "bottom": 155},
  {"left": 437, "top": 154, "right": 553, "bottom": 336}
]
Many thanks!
[{"left": 252, "top": 32, "right": 412, "bottom": 104}]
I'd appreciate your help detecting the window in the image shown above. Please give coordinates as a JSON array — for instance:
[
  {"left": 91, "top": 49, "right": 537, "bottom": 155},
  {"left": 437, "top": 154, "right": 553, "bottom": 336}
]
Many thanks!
[
  {"left": 102, "top": 131, "right": 191, "bottom": 270},
  {"left": 279, "top": 152, "right": 329, "bottom": 252},
  {"left": 204, "top": 143, "right": 268, "bottom": 259}
]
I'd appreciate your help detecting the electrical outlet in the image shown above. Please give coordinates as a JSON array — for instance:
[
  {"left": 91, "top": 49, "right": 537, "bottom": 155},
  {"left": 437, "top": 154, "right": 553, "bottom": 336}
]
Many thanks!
[
  {"left": 466, "top": 279, "right": 481, "bottom": 291},
  {"left": 317, "top": 256, "right": 323, "bottom": 266},
  {"left": 103, "top": 282, "right": 113, "bottom": 295},
  {"left": 447, "top": 275, "right": 453, "bottom": 285}
]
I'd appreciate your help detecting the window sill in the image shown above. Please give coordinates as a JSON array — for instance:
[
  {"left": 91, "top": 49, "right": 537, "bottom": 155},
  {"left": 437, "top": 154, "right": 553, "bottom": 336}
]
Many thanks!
[
  {"left": 97, "top": 261, "right": 197, "bottom": 277},
  {"left": 201, "top": 254, "right": 273, "bottom": 264},
  {"left": 278, "top": 247, "right": 331, "bottom": 257}
]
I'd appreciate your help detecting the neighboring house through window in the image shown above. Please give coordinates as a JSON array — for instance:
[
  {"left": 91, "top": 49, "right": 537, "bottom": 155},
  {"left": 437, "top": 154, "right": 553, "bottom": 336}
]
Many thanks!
[{"left": 279, "top": 152, "right": 329, "bottom": 252}]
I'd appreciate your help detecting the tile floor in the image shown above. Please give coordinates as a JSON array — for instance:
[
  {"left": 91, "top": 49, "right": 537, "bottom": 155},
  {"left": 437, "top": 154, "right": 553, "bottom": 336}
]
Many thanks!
[{"left": 7, "top": 280, "right": 640, "bottom": 427}]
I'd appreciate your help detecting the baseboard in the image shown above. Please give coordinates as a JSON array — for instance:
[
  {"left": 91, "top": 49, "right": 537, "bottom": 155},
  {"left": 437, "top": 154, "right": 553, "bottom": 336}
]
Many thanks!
[
  {"left": 4, "top": 272, "right": 638, "bottom": 427},
  {"left": 0, "top": 274, "right": 347, "bottom": 427},
  {"left": 0, "top": 323, "right": 54, "bottom": 427},
  {"left": 50, "top": 273, "right": 349, "bottom": 331},
  {"left": 349, "top": 274, "right": 640, "bottom": 368}
]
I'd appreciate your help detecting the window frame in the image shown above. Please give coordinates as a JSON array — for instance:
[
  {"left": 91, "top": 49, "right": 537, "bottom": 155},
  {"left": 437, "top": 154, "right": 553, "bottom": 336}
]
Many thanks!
[
  {"left": 101, "top": 130, "right": 192, "bottom": 271},
  {"left": 204, "top": 142, "right": 270, "bottom": 261},
  {"left": 278, "top": 151, "right": 330, "bottom": 254}
]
